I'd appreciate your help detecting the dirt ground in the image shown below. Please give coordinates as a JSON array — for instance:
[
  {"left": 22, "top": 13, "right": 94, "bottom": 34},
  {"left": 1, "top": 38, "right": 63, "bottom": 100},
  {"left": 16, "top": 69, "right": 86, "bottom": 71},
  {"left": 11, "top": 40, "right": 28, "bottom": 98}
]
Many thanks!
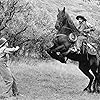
[{"left": 0, "top": 59, "right": 100, "bottom": 100}]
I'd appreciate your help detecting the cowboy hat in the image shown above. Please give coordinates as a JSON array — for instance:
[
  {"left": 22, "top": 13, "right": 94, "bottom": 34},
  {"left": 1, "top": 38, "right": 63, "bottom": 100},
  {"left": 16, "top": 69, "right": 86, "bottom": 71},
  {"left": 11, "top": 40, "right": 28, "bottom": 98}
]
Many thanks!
[
  {"left": 0, "top": 37, "right": 7, "bottom": 48},
  {"left": 76, "top": 15, "right": 87, "bottom": 21}
]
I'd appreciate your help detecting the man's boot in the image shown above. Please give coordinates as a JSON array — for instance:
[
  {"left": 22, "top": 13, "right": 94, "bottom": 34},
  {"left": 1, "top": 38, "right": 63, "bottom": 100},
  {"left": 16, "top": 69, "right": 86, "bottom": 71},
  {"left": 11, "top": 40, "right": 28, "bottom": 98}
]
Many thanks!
[{"left": 12, "top": 80, "right": 19, "bottom": 97}]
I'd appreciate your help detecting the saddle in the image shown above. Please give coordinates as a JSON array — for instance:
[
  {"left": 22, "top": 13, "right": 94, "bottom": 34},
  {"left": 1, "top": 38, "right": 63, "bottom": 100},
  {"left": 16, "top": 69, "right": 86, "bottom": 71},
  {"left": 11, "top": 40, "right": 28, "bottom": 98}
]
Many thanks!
[
  {"left": 86, "top": 43, "right": 97, "bottom": 55},
  {"left": 82, "top": 41, "right": 98, "bottom": 56},
  {"left": 67, "top": 35, "right": 98, "bottom": 56}
]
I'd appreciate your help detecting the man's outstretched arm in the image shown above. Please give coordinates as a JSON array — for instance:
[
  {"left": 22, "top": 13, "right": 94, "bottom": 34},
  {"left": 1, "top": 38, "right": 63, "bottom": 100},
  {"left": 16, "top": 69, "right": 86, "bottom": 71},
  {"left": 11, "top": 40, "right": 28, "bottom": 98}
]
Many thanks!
[{"left": 4, "top": 46, "right": 19, "bottom": 53}]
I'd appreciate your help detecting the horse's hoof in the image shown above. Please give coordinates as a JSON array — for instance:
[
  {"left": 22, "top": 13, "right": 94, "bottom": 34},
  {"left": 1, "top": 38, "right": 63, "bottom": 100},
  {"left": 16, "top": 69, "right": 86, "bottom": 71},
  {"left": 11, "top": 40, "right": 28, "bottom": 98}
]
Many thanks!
[
  {"left": 83, "top": 88, "right": 88, "bottom": 91},
  {"left": 83, "top": 88, "right": 92, "bottom": 93},
  {"left": 96, "top": 90, "right": 100, "bottom": 93},
  {"left": 60, "top": 60, "right": 66, "bottom": 63},
  {"left": 92, "top": 90, "right": 96, "bottom": 93}
]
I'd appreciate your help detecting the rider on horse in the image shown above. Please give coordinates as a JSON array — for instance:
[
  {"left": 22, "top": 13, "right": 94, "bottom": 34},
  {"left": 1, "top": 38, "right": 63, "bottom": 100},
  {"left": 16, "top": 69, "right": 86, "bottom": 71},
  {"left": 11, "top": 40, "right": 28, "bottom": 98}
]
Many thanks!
[
  {"left": 47, "top": 7, "right": 97, "bottom": 63},
  {"left": 54, "top": 15, "right": 96, "bottom": 55},
  {"left": 63, "top": 15, "right": 96, "bottom": 55},
  {"left": 76, "top": 15, "right": 95, "bottom": 54}
]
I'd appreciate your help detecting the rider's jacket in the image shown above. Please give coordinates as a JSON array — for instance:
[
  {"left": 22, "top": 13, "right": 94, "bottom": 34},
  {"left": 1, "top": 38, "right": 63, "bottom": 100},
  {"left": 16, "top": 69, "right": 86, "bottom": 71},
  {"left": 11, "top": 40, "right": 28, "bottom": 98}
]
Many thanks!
[{"left": 78, "top": 21, "right": 95, "bottom": 36}]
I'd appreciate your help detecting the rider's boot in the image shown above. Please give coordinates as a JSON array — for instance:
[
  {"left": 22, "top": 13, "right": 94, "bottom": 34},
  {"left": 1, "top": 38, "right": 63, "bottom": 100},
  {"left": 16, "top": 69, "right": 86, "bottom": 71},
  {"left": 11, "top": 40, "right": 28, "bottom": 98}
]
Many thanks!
[{"left": 77, "top": 49, "right": 81, "bottom": 54}]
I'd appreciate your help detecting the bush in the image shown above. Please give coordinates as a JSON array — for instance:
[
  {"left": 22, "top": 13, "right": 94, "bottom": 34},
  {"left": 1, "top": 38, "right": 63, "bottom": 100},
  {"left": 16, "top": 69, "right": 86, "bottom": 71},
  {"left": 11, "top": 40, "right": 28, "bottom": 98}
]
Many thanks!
[{"left": 0, "top": 0, "right": 57, "bottom": 60}]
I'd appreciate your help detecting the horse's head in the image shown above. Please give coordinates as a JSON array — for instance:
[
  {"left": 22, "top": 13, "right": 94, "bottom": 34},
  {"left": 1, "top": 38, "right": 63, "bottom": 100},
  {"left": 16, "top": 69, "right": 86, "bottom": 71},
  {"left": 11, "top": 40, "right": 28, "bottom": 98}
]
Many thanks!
[{"left": 55, "top": 7, "right": 67, "bottom": 30}]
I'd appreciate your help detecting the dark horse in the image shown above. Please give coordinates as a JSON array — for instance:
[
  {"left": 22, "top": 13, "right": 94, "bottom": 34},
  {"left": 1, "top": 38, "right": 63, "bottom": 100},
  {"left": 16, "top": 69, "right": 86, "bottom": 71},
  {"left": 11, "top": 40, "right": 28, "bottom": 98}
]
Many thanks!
[{"left": 46, "top": 7, "right": 100, "bottom": 93}]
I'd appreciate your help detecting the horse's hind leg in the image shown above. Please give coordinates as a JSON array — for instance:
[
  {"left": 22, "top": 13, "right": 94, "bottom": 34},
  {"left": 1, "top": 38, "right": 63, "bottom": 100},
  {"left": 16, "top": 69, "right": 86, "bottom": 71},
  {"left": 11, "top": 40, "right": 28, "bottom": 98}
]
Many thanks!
[
  {"left": 91, "top": 65, "right": 100, "bottom": 93},
  {"left": 79, "top": 62, "right": 94, "bottom": 92}
]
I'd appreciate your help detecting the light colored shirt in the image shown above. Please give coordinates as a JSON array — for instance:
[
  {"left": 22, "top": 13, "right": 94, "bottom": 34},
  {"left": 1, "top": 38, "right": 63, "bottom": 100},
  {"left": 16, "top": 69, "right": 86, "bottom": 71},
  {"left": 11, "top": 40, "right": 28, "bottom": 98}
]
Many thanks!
[
  {"left": 0, "top": 43, "right": 19, "bottom": 58},
  {"left": 78, "top": 21, "right": 95, "bottom": 37},
  {"left": 78, "top": 21, "right": 94, "bottom": 32}
]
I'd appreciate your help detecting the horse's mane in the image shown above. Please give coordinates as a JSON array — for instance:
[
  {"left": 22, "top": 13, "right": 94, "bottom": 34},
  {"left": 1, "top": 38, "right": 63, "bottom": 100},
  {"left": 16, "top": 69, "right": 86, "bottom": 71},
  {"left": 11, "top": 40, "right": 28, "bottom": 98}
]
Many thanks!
[{"left": 65, "top": 12, "right": 80, "bottom": 34}]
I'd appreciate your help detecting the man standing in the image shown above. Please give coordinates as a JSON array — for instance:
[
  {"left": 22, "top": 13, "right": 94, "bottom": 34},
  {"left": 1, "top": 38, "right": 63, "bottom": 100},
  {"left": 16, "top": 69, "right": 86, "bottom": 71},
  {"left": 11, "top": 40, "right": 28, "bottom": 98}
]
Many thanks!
[
  {"left": 0, "top": 37, "right": 19, "bottom": 98},
  {"left": 76, "top": 15, "right": 95, "bottom": 53}
]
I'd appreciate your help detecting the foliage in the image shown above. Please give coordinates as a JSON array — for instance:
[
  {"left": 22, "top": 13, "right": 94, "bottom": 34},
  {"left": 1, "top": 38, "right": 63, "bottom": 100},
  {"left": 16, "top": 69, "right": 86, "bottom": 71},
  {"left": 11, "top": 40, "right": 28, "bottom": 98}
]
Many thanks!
[
  {"left": 1, "top": 0, "right": 100, "bottom": 61},
  {"left": 0, "top": 0, "right": 56, "bottom": 60}
]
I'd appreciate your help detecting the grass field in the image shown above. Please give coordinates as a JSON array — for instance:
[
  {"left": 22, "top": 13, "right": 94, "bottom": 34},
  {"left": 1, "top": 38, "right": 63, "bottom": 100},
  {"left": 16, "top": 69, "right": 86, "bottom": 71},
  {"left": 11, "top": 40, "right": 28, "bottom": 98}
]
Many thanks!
[
  {"left": 1, "top": 0, "right": 100, "bottom": 99},
  {"left": 1, "top": 59, "right": 99, "bottom": 100}
]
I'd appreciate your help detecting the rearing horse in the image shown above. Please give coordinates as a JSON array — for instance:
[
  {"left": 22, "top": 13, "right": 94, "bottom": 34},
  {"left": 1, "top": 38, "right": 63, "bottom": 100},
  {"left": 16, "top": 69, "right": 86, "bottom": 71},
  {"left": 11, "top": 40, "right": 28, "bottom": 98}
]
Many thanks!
[
  {"left": 48, "top": 7, "right": 80, "bottom": 63},
  {"left": 46, "top": 7, "right": 100, "bottom": 93}
]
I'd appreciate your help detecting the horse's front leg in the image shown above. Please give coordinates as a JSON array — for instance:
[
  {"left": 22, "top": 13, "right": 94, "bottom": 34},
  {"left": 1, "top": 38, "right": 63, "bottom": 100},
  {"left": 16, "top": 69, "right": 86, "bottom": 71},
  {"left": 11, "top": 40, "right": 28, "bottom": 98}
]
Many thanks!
[
  {"left": 46, "top": 46, "right": 66, "bottom": 63},
  {"left": 79, "top": 62, "right": 94, "bottom": 93}
]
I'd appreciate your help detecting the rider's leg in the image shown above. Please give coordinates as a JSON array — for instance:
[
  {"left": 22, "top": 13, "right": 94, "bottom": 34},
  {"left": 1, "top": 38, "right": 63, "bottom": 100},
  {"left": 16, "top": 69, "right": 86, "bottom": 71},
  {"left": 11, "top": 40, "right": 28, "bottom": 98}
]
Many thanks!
[{"left": 76, "top": 36, "right": 87, "bottom": 53}]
